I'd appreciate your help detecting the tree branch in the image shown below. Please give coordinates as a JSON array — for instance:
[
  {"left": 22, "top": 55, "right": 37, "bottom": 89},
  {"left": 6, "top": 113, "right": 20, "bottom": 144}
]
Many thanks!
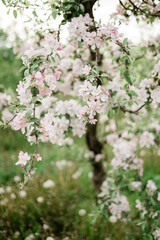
[{"left": 120, "top": 103, "right": 146, "bottom": 115}]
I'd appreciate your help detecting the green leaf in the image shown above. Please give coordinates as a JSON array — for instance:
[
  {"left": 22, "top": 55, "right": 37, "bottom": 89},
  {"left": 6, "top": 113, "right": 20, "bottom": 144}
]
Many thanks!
[
  {"left": 74, "top": 5, "right": 79, "bottom": 11},
  {"left": 101, "top": 73, "right": 109, "bottom": 77},
  {"left": 1, "top": 0, "right": 6, "bottom": 5},
  {"left": 123, "top": 71, "right": 132, "bottom": 84},
  {"left": 19, "top": 65, "right": 27, "bottom": 73},
  {"left": 65, "top": 4, "right": 72, "bottom": 10},
  {"left": 0, "top": 121, "right": 4, "bottom": 127},
  {"left": 87, "top": 75, "right": 95, "bottom": 80},
  {"left": 55, "top": 53, "right": 61, "bottom": 59},
  {"left": 18, "top": 105, "right": 27, "bottom": 109},
  {"left": 92, "top": 82, "right": 97, "bottom": 86},
  {"left": 35, "top": 101, "right": 42, "bottom": 106},
  {"left": 121, "top": 55, "right": 128, "bottom": 61},
  {"left": 13, "top": 10, "right": 17, "bottom": 19},
  {"left": 51, "top": 56, "right": 55, "bottom": 63},
  {"left": 24, "top": 176, "right": 29, "bottom": 185},
  {"left": 123, "top": 38, "right": 128, "bottom": 45},
  {"left": 108, "top": 109, "right": 113, "bottom": 119},
  {"left": 78, "top": 41, "right": 82, "bottom": 48},
  {"left": 129, "top": 90, "right": 138, "bottom": 97},
  {"left": 30, "top": 118, "right": 40, "bottom": 123},
  {"left": 80, "top": 4, "right": 85, "bottom": 12},
  {"left": 32, "top": 10, "right": 38, "bottom": 17},
  {"left": 31, "top": 87, "right": 39, "bottom": 97},
  {"left": 52, "top": 10, "right": 57, "bottom": 19},
  {"left": 44, "top": 82, "right": 50, "bottom": 88},
  {"left": 24, "top": 69, "right": 29, "bottom": 77},
  {"left": 32, "top": 96, "right": 38, "bottom": 103},
  {"left": 26, "top": 109, "right": 32, "bottom": 118}
]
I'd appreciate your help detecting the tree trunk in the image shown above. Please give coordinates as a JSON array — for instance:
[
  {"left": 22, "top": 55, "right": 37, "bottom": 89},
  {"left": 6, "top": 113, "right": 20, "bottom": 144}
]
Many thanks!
[
  {"left": 83, "top": 0, "right": 106, "bottom": 191},
  {"left": 86, "top": 116, "right": 106, "bottom": 191}
]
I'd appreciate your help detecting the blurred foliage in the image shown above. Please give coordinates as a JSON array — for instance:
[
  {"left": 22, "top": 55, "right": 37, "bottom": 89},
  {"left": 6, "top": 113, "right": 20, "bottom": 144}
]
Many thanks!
[{"left": 0, "top": 29, "right": 22, "bottom": 92}]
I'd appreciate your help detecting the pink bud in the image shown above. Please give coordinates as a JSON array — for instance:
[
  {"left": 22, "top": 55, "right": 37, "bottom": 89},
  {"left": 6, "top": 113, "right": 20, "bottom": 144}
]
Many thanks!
[
  {"left": 116, "top": 40, "right": 119, "bottom": 42},
  {"left": 104, "top": 91, "right": 109, "bottom": 96},
  {"left": 101, "top": 100, "right": 104, "bottom": 103},
  {"left": 32, "top": 73, "right": 35, "bottom": 78},
  {"left": 81, "top": 112, "right": 85, "bottom": 116},
  {"left": 54, "top": 73, "right": 60, "bottom": 80},
  {"left": 101, "top": 87, "right": 104, "bottom": 91},
  {"left": 57, "top": 47, "right": 62, "bottom": 51},
  {"left": 58, "top": 68, "right": 61, "bottom": 71},
  {"left": 21, "top": 164, "right": 24, "bottom": 168},
  {"left": 89, "top": 114, "right": 94, "bottom": 120}
]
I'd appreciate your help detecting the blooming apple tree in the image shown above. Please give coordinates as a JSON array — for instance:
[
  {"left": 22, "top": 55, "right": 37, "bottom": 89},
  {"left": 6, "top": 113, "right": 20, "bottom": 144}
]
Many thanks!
[{"left": 0, "top": 0, "right": 160, "bottom": 238}]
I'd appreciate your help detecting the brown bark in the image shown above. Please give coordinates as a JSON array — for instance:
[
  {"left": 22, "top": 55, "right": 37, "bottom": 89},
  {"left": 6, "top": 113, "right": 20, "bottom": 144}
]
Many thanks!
[
  {"left": 86, "top": 116, "right": 106, "bottom": 191},
  {"left": 83, "top": 0, "right": 106, "bottom": 191},
  {"left": 82, "top": 0, "right": 97, "bottom": 18}
]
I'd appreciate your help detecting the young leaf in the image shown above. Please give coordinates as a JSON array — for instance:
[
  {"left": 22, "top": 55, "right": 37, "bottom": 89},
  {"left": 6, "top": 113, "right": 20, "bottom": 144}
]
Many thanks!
[
  {"left": 19, "top": 66, "right": 27, "bottom": 73},
  {"left": 13, "top": 10, "right": 17, "bottom": 19},
  {"left": 18, "top": 105, "right": 27, "bottom": 109},
  {"left": 78, "top": 41, "right": 82, "bottom": 48},
  {"left": 32, "top": 10, "right": 38, "bottom": 18},
  {"left": 108, "top": 109, "right": 113, "bottom": 119},
  {"left": 2, "top": 0, "right": 6, "bottom": 5},
  {"left": 80, "top": 4, "right": 85, "bottom": 12},
  {"left": 52, "top": 10, "right": 57, "bottom": 19}
]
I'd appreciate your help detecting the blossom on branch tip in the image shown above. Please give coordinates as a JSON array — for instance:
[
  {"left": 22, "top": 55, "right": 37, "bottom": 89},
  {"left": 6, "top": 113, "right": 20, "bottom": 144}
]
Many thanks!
[{"left": 15, "top": 151, "right": 30, "bottom": 167}]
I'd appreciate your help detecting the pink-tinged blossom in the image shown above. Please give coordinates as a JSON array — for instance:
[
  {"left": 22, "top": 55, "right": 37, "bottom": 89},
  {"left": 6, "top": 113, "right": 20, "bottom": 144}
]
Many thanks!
[
  {"left": 131, "top": 181, "right": 142, "bottom": 191},
  {"left": 146, "top": 180, "right": 157, "bottom": 196},
  {"left": 35, "top": 71, "right": 43, "bottom": 80},
  {"left": 153, "top": 229, "right": 160, "bottom": 240},
  {"left": 135, "top": 199, "right": 147, "bottom": 218},
  {"left": 16, "top": 151, "right": 30, "bottom": 167},
  {"left": 82, "top": 65, "right": 91, "bottom": 75},
  {"left": 108, "top": 193, "right": 130, "bottom": 219},
  {"left": 139, "top": 131, "right": 155, "bottom": 148},
  {"left": 154, "top": 61, "right": 160, "bottom": 78},
  {"left": 151, "top": 87, "right": 160, "bottom": 104},
  {"left": 36, "top": 154, "right": 42, "bottom": 161},
  {"left": 16, "top": 79, "right": 32, "bottom": 105},
  {"left": 11, "top": 112, "right": 27, "bottom": 134},
  {"left": 79, "top": 80, "right": 109, "bottom": 122},
  {"left": 68, "top": 14, "right": 123, "bottom": 49}
]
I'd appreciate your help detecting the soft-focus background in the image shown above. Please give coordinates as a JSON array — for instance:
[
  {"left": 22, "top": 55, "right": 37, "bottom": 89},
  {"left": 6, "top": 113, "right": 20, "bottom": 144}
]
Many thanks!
[{"left": 0, "top": 1, "right": 160, "bottom": 240}]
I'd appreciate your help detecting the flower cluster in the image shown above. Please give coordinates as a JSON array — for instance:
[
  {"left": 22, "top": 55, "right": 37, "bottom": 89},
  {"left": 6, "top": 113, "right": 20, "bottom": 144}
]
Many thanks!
[
  {"left": 79, "top": 80, "right": 109, "bottom": 123},
  {"left": 99, "top": 177, "right": 130, "bottom": 223},
  {"left": 68, "top": 14, "right": 123, "bottom": 49}
]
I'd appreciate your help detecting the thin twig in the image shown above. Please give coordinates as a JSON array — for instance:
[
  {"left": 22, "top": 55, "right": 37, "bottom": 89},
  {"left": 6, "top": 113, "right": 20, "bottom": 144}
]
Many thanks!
[
  {"left": 1, "top": 114, "right": 17, "bottom": 129},
  {"left": 120, "top": 103, "right": 146, "bottom": 115},
  {"left": 128, "top": 0, "right": 160, "bottom": 17}
]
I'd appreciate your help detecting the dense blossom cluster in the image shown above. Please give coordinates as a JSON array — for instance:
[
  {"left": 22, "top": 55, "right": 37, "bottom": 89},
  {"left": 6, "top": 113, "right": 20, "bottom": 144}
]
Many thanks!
[
  {"left": 79, "top": 79, "right": 109, "bottom": 123},
  {"left": 68, "top": 14, "right": 123, "bottom": 49}
]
